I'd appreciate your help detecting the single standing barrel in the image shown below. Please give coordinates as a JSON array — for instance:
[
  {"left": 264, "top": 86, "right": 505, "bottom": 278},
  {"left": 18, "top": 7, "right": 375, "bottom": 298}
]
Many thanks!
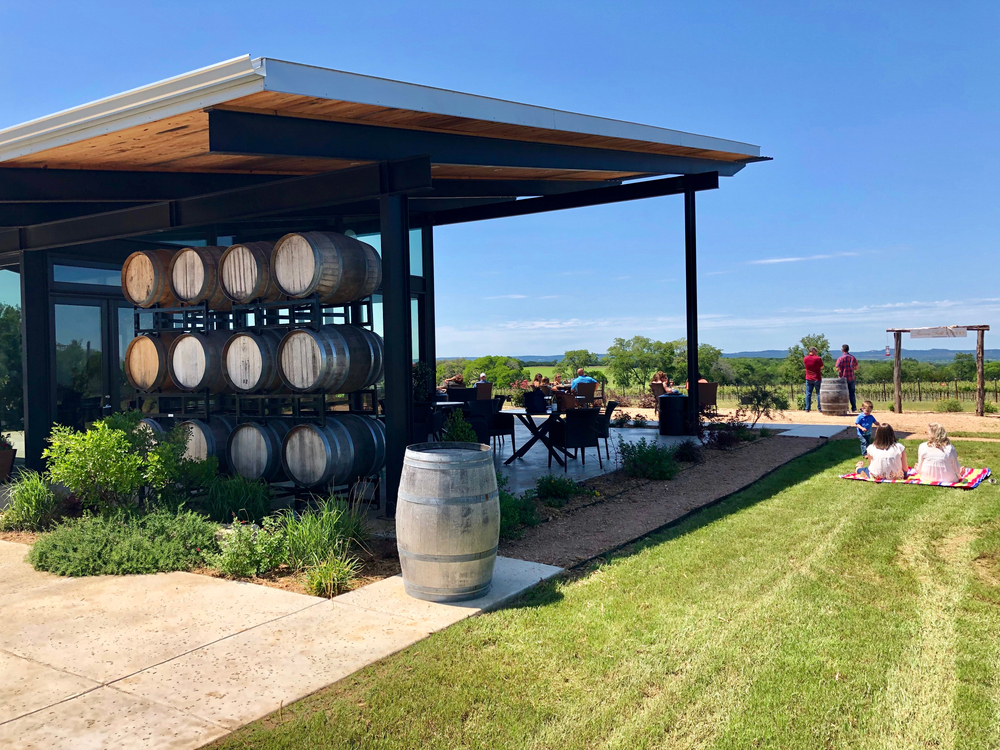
[
  {"left": 179, "top": 417, "right": 234, "bottom": 470},
  {"left": 277, "top": 325, "right": 384, "bottom": 394},
  {"left": 396, "top": 443, "right": 499, "bottom": 602},
  {"left": 168, "top": 246, "right": 231, "bottom": 310},
  {"left": 227, "top": 420, "right": 291, "bottom": 482},
  {"left": 124, "top": 332, "right": 180, "bottom": 392},
  {"left": 122, "top": 249, "right": 178, "bottom": 308},
  {"left": 219, "top": 241, "right": 282, "bottom": 304},
  {"left": 819, "top": 377, "right": 850, "bottom": 416},
  {"left": 271, "top": 231, "right": 381, "bottom": 303},
  {"left": 223, "top": 329, "right": 284, "bottom": 393},
  {"left": 168, "top": 331, "right": 229, "bottom": 393},
  {"left": 281, "top": 415, "right": 386, "bottom": 487}
]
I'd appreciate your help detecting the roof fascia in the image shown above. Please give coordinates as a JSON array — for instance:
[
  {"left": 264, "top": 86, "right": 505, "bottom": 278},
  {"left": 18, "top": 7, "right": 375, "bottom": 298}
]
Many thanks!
[
  {"left": 259, "top": 58, "right": 761, "bottom": 159},
  {"left": 0, "top": 56, "right": 265, "bottom": 162}
]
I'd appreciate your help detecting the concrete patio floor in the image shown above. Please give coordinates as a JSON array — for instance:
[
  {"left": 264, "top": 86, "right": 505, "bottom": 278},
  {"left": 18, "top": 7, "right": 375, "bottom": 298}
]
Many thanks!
[{"left": 0, "top": 541, "right": 560, "bottom": 750}]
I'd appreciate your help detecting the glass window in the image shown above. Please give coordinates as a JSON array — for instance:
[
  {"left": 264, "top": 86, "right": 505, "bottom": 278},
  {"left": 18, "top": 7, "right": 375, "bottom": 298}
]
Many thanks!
[
  {"left": 0, "top": 269, "right": 23, "bottom": 445},
  {"left": 54, "top": 304, "right": 104, "bottom": 431},
  {"left": 411, "top": 297, "right": 420, "bottom": 362},
  {"left": 354, "top": 229, "right": 423, "bottom": 277},
  {"left": 53, "top": 264, "right": 121, "bottom": 287},
  {"left": 118, "top": 307, "right": 136, "bottom": 411},
  {"left": 370, "top": 294, "right": 383, "bottom": 338}
]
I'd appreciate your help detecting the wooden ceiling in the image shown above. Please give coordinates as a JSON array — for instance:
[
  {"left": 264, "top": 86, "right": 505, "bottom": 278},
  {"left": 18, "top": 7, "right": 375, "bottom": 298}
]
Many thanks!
[{"left": 0, "top": 90, "right": 749, "bottom": 181}]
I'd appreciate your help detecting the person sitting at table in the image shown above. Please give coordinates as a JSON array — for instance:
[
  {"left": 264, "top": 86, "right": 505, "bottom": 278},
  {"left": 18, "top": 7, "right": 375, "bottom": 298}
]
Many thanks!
[
  {"left": 532, "top": 373, "right": 544, "bottom": 388},
  {"left": 651, "top": 371, "right": 670, "bottom": 387},
  {"left": 571, "top": 368, "right": 598, "bottom": 392},
  {"left": 540, "top": 377, "right": 552, "bottom": 395},
  {"left": 552, "top": 373, "right": 569, "bottom": 390},
  {"left": 475, "top": 372, "right": 489, "bottom": 385},
  {"left": 684, "top": 373, "right": 709, "bottom": 390},
  {"left": 441, "top": 372, "right": 465, "bottom": 390}
]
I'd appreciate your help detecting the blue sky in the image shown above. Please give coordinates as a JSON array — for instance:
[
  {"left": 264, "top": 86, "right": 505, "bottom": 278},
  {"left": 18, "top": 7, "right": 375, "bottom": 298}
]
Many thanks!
[{"left": 2, "top": 1, "right": 997, "bottom": 356}]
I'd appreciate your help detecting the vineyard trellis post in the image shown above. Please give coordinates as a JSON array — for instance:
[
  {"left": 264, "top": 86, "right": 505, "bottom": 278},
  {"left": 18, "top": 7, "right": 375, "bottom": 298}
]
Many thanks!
[{"left": 887, "top": 325, "right": 990, "bottom": 417}]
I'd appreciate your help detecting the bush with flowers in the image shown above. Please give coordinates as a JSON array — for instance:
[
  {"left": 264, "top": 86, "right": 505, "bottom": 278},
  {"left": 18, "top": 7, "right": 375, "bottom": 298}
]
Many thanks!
[{"left": 508, "top": 379, "right": 532, "bottom": 408}]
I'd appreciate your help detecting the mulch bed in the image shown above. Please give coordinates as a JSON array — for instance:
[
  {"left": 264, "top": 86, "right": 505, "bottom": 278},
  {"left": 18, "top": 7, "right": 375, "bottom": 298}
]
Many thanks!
[{"left": 500, "top": 435, "right": 829, "bottom": 569}]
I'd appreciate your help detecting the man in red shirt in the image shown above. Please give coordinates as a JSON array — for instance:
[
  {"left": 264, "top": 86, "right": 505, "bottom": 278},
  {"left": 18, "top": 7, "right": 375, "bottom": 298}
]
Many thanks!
[{"left": 803, "top": 347, "right": 825, "bottom": 412}]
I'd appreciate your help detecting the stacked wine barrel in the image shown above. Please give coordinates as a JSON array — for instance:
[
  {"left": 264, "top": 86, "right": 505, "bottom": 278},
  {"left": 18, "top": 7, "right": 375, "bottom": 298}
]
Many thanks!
[{"left": 123, "top": 232, "right": 387, "bottom": 487}]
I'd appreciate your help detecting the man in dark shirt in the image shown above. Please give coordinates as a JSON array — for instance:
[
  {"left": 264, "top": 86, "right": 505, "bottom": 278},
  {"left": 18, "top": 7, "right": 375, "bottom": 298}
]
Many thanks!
[
  {"left": 835, "top": 344, "right": 859, "bottom": 412},
  {"left": 803, "top": 347, "right": 825, "bottom": 412}
]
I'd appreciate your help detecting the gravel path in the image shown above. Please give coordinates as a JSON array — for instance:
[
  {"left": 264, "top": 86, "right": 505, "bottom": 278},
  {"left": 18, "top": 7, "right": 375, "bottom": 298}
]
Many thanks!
[{"left": 499, "top": 435, "right": 827, "bottom": 568}]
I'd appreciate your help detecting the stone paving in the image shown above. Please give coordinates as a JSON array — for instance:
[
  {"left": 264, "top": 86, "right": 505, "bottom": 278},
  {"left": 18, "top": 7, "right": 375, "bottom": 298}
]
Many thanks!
[{"left": 0, "top": 541, "right": 560, "bottom": 750}]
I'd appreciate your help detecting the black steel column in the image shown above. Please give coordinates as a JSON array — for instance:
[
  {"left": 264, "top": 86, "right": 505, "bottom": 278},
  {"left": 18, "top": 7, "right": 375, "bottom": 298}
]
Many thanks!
[
  {"left": 380, "top": 194, "right": 412, "bottom": 518},
  {"left": 20, "top": 250, "right": 52, "bottom": 470},
  {"left": 420, "top": 226, "right": 436, "bottom": 382},
  {"left": 684, "top": 190, "right": 699, "bottom": 434}
]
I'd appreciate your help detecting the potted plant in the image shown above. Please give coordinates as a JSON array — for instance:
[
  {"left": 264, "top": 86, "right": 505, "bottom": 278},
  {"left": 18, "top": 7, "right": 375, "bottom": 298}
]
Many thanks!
[{"left": 0, "top": 432, "right": 15, "bottom": 482}]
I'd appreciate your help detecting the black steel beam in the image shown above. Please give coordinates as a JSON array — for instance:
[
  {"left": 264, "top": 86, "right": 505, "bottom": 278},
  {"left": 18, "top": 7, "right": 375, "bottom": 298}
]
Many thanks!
[
  {"left": 420, "top": 226, "right": 437, "bottom": 391},
  {"left": 0, "top": 157, "right": 432, "bottom": 253},
  {"left": 0, "top": 167, "right": 284, "bottom": 203},
  {"left": 0, "top": 202, "right": 147, "bottom": 226},
  {"left": 426, "top": 172, "right": 718, "bottom": 227},
  {"left": 20, "top": 250, "right": 52, "bottom": 470},
  {"left": 208, "top": 109, "right": 748, "bottom": 177},
  {"left": 380, "top": 194, "right": 412, "bottom": 519},
  {"left": 684, "top": 189, "right": 700, "bottom": 435},
  {"left": 428, "top": 178, "right": 621, "bottom": 197}
]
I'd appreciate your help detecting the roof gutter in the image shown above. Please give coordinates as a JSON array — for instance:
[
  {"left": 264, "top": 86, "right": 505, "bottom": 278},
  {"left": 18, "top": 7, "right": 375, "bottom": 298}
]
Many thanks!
[{"left": 0, "top": 55, "right": 265, "bottom": 162}]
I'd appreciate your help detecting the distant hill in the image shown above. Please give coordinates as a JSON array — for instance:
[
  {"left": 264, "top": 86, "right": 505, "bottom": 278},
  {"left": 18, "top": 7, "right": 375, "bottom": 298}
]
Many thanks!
[
  {"left": 437, "top": 355, "right": 606, "bottom": 364},
  {"left": 723, "top": 348, "right": 1000, "bottom": 363}
]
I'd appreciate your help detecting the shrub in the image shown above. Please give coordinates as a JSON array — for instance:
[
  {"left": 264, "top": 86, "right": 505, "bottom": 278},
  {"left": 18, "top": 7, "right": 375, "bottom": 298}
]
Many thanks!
[
  {"left": 44, "top": 422, "right": 145, "bottom": 513},
  {"left": 305, "top": 547, "right": 362, "bottom": 598},
  {"left": 497, "top": 472, "right": 538, "bottom": 540},
  {"left": 672, "top": 439, "right": 702, "bottom": 463},
  {"left": 984, "top": 401, "right": 998, "bottom": 414},
  {"left": 741, "top": 385, "right": 788, "bottom": 427},
  {"left": 617, "top": 437, "right": 679, "bottom": 480},
  {"left": 610, "top": 411, "right": 632, "bottom": 428},
  {"left": 205, "top": 476, "right": 271, "bottom": 525},
  {"left": 935, "top": 399, "right": 964, "bottom": 413},
  {"left": 706, "top": 427, "right": 742, "bottom": 450},
  {"left": 284, "top": 497, "right": 369, "bottom": 571},
  {"left": 209, "top": 517, "right": 286, "bottom": 578},
  {"left": 535, "top": 474, "right": 578, "bottom": 508},
  {"left": 442, "top": 410, "right": 479, "bottom": 443},
  {"left": 28, "top": 509, "right": 218, "bottom": 576},
  {"left": 0, "top": 471, "right": 59, "bottom": 531},
  {"left": 705, "top": 408, "right": 757, "bottom": 449},
  {"left": 631, "top": 413, "right": 649, "bottom": 428},
  {"left": 795, "top": 393, "right": 807, "bottom": 411}
]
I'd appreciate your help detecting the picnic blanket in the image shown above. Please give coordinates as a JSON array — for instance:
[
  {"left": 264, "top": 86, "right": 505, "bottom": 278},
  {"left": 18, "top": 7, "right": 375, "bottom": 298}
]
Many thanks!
[{"left": 839, "top": 466, "right": 991, "bottom": 489}]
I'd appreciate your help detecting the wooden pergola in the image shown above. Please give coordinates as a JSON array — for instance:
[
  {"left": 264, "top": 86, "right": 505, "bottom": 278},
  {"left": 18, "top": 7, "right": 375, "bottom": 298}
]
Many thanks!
[{"left": 886, "top": 326, "right": 991, "bottom": 416}]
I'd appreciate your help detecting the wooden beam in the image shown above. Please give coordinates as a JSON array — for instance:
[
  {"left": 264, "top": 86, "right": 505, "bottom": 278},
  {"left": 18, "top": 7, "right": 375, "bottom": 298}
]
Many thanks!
[
  {"left": 977, "top": 329, "right": 986, "bottom": 417},
  {"left": 893, "top": 331, "right": 903, "bottom": 415}
]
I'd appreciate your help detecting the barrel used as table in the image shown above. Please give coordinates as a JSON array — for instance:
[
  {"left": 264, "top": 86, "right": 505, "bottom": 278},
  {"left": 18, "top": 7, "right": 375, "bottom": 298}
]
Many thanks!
[
  {"left": 819, "top": 377, "right": 850, "bottom": 416},
  {"left": 219, "top": 241, "right": 281, "bottom": 304},
  {"left": 227, "top": 420, "right": 291, "bottom": 482},
  {"left": 271, "top": 231, "right": 381, "bottom": 303},
  {"left": 277, "top": 324, "right": 384, "bottom": 394},
  {"left": 223, "top": 329, "right": 284, "bottom": 393},
  {"left": 121, "top": 249, "right": 178, "bottom": 308},
  {"left": 396, "top": 442, "right": 499, "bottom": 603},
  {"left": 658, "top": 394, "right": 687, "bottom": 436},
  {"left": 179, "top": 417, "right": 234, "bottom": 470},
  {"left": 168, "top": 331, "right": 229, "bottom": 393},
  {"left": 168, "top": 246, "right": 231, "bottom": 310},
  {"left": 281, "top": 415, "right": 386, "bottom": 488},
  {"left": 124, "top": 332, "right": 180, "bottom": 392}
]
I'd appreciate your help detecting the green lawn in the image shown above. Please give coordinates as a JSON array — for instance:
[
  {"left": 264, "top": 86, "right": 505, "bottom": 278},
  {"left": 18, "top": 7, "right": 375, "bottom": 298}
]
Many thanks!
[
  {"left": 950, "top": 431, "right": 1000, "bottom": 439},
  {"left": 209, "top": 439, "right": 1000, "bottom": 750},
  {"left": 526, "top": 364, "right": 614, "bottom": 385}
]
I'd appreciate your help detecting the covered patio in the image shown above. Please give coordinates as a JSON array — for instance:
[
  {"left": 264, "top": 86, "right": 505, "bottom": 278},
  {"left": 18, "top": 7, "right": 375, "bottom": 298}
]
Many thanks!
[{"left": 0, "top": 55, "right": 767, "bottom": 511}]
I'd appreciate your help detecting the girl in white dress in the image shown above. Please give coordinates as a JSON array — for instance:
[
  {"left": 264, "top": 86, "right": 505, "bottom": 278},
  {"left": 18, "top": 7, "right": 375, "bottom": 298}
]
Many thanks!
[
  {"left": 864, "top": 424, "right": 908, "bottom": 480},
  {"left": 916, "top": 422, "right": 961, "bottom": 483}
]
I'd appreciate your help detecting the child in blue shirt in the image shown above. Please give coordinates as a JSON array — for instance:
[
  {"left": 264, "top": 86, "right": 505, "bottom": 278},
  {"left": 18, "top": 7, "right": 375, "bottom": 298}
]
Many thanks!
[{"left": 856, "top": 400, "right": 880, "bottom": 457}]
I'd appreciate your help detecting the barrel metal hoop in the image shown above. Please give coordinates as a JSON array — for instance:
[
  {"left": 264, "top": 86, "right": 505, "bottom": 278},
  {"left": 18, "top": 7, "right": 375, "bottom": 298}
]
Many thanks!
[
  {"left": 402, "top": 580, "right": 493, "bottom": 596},
  {"left": 397, "top": 545, "right": 498, "bottom": 563},
  {"left": 398, "top": 490, "right": 499, "bottom": 506}
]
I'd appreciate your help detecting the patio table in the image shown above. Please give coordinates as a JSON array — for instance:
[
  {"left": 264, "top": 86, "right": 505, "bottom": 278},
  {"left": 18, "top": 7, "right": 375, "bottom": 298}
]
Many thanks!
[{"left": 502, "top": 408, "right": 567, "bottom": 468}]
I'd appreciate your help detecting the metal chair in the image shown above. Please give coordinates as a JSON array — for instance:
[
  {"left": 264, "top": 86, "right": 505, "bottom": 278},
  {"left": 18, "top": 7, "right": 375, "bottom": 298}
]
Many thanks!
[
  {"left": 549, "top": 408, "right": 603, "bottom": 472},
  {"left": 411, "top": 403, "right": 434, "bottom": 443},
  {"left": 490, "top": 403, "right": 516, "bottom": 452},
  {"left": 698, "top": 382, "right": 719, "bottom": 416},
  {"left": 524, "top": 389, "right": 549, "bottom": 415},
  {"left": 554, "top": 391, "right": 578, "bottom": 412},
  {"left": 475, "top": 382, "right": 494, "bottom": 400},
  {"left": 446, "top": 386, "right": 479, "bottom": 402},
  {"left": 575, "top": 381, "right": 598, "bottom": 407},
  {"left": 595, "top": 400, "right": 619, "bottom": 460},
  {"left": 650, "top": 381, "right": 666, "bottom": 413},
  {"left": 464, "top": 399, "right": 493, "bottom": 445}
]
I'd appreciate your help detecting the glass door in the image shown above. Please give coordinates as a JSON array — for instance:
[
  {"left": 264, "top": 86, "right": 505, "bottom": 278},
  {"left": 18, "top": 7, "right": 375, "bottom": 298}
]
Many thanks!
[{"left": 52, "top": 299, "right": 136, "bottom": 430}]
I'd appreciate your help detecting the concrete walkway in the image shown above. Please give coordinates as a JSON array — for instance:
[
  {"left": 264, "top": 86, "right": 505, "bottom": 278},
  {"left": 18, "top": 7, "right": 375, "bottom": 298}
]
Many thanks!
[{"left": 0, "top": 541, "right": 560, "bottom": 750}]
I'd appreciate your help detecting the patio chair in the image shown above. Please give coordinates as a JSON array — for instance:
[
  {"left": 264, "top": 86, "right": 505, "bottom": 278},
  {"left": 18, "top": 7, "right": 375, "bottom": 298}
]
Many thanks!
[
  {"left": 490, "top": 401, "right": 516, "bottom": 452},
  {"left": 430, "top": 410, "right": 446, "bottom": 441},
  {"left": 464, "top": 399, "right": 493, "bottom": 445},
  {"left": 476, "top": 382, "right": 493, "bottom": 400},
  {"left": 650, "top": 381, "right": 666, "bottom": 413},
  {"left": 698, "top": 382, "right": 719, "bottom": 416},
  {"left": 446, "top": 386, "right": 479, "bottom": 402},
  {"left": 554, "top": 391, "right": 578, "bottom": 412},
  {"left": 595, "top": 400, "right": 619, "bottom": 460},
  {"left": 549, "top": 408, "right": 603, "bottom": 472},
  {"left": 411, "top": 403, "right": 433, "bottom": 443},
  {"left": 575, "top": 381, "right": 598, "bottom": 407},
  {"left": 524, "top": 389, "right": 548, "bottom": 415}
]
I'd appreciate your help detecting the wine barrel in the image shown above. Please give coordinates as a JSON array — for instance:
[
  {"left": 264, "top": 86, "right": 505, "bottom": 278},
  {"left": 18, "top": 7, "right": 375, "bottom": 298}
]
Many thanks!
[
  {"left": 124, "top": 333, "right": 180, "bottom": 392},
  {"left": 396, "top": 443, "right": 499, "bottom": 602},
  {"left": 167, "top": 246, "right": 231, "bottom": 310},
  {"left": 227, "top": 420, "right": 290, "bottom": 482},
  {"left": 270, "top": 231, "right": 381, "bottom": 303},
  {"left": 122, "top": 249, "right": 178, "bottom": 308},
  {"left": 277, "top": 325, "right": 384, "bottom": 394},
  {"left": 167, "top": 331, "right": 229, "bottom": 393},
  {"left": 222, "top": 330, "right": 284, "bottom": 393},
  {"left": 179, "top": 417, "right": 234, "bottom": 470},
  {"left": 219, "top": 241, "right": 282, "bottom": 304},
  {"left": 819, "top": 377, "right": 850, "bottom": 416},
  {"left": 281, "top": 415, "right": 386, "bottom": 487},
  {"left": 138, "top": 417, "right": 170, "bottom": 441}
]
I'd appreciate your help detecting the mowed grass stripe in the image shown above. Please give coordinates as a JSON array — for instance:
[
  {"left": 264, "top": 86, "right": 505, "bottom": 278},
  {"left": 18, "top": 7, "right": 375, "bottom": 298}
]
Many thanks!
[{"left": 209, "top": 440, "right": 1000, "bottom": 750}]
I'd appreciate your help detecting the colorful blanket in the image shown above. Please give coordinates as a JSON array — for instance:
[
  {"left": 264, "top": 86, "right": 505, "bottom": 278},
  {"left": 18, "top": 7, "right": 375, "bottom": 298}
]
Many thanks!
[{"left": 839, "top": 466, "right": 991, "bottom": 489}]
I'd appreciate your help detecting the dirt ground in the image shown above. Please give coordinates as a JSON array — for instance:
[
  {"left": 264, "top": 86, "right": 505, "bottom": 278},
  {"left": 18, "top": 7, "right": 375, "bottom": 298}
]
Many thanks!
[
  {"left": 499, "top": 434, "right": 827, "bottom": 569},
  {"left": 0, "top": 530, "right": 38, "bottom": 545}
]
